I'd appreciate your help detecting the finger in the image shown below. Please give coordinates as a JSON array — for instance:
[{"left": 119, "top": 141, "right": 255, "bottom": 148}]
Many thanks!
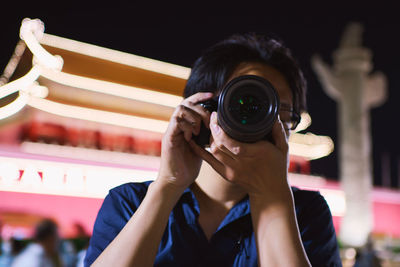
[
  {"left": 182, "top": 94, "right": 214, "bottom": 129},
  {"left": 188, "top": 140, "right": 235, "bottom": 179},
  {"left": 176, "top": 116, "right": 197, "bottom": 142},
  {"left": 271, "top": 116, "right": 289, "bottom": 153},
  {"left": 185, "top": 92, "right": 214, "bottom": 104},
  {"left": 173, "top": 104, "right": 203, "bottom": 135},
  {"left": 209, "top": 141, "right": 236, "bottom": 163},
  {"left": 209, "top": 112, "right": 244, "bottom": 156},
  {"left": 180, "top": 102, "right": 210, "bottom": 131}
]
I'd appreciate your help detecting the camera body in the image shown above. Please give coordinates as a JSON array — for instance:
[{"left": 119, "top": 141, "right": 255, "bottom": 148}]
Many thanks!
[{"left": 193, "top": 75, "right": 280, "bottom": 147}]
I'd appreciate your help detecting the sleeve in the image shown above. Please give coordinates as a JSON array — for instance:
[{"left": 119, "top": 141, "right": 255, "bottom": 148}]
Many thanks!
[
  {"left": 83, "top": 183, "right": 148, "bottom": 266},
  {"left": 294, "top": 190, "right": 343, "bottom": 267}
]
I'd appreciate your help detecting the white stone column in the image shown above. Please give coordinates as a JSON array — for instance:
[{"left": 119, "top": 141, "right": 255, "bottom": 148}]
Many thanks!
[{"left": 312, "top": 22, "right": 387, "bottom": 247}]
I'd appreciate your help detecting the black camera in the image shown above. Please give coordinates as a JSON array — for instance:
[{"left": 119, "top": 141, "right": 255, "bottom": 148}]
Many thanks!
[{"left": 193, "top": 75, "right": 280, "bottom": 147}]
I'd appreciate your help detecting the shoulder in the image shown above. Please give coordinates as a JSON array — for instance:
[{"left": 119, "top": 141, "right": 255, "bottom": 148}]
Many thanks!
[
  {"left": 84, "top": 181, "right": 153, "bottom": 266},
  {"left": 93, "top": 181, "right": 154, "bottom": 230},
  {"left": 106, "top": 181, "right": 152, "bottom": 207},
  {"left": 291, "top": 187, "right": 342, "bottom": 266},
  {"left": 291, "top": 187, "right": 330, "bottom": 214},
  {"left": 109, "top": 180, "right": 152, "bottom": 195},
  {"left": 291, "top": 187, "right": 333, "bottom": 231}
]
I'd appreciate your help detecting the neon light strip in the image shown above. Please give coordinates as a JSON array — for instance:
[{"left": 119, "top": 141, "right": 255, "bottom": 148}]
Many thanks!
[
  {"left": 19, "top": 19, "right": 183, "bottom": 109},
  {"left": 0, "top": 155, "right": 157, "bottom": 199},
  {"left": 0, "top": 152, "right": 347, "bottom": 215},
  {"left": 288, "top": 132, "right": 334, "bottom": 160},
  {"left": 294, "top": 112, "right": 312, "bottom": 132},
  {"left": 27, "top": 97, "right": 169, "bottom": 133},
  {"left": 19, "top": 18, "right": 63, "bottom": 70},
  {"left": 19, "top": 142, "right": 160, "bottom": 171},
  {"left": 0, "top": 92, "right": 29, "bottom": 120},
  {"left": 40, "top": 33, "right": 191, "bottom": 79},
  {"left": 40, "top": 67, "right": 182, "bottom": 108},
  {"left": 288, "top": 141, "right": 334, "bottom": 160},
  {"left": 0, "top": 65, "right": 41, "bottom": 99}
]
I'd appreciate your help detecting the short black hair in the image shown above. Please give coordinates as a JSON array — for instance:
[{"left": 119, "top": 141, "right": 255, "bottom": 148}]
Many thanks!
[{"left": 183, "top": 33, "right": 307, "bottom": 114}]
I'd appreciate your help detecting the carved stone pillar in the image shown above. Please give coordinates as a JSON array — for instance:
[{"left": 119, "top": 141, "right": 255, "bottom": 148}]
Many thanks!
[{"left": 312, "top": 22, "right": 387, "bottom": 247}]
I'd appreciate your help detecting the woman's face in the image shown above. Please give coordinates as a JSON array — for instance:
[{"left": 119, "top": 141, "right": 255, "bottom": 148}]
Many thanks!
[{"left": 225, "top": 62, "right": 295, "bottom": 138}]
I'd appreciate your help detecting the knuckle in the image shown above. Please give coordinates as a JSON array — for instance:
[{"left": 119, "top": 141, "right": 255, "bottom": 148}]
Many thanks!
[
  {"left": 174, "top": 105, "right": 185, "bottom": 115},
  {"left": 225, "top": 169, "right": 236, "bottom": 181},
  {"left": 216, "top": 142, "right": 225, "bottom": 150},
  {"left": 186, "top": 100, "right": 195, "bottom": 106},
  {"left": 178, "top": 104, "right": 188, "bottom": 112},
  {"left": 232, "top": 146, "right": 242, "bottom": 155}
]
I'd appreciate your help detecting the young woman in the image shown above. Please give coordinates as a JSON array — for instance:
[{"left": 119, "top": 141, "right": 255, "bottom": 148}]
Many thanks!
[{"left": 85, "top": 33, "right": 342, "bottom": 267}]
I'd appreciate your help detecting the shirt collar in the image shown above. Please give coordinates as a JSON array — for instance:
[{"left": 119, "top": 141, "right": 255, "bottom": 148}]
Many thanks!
[{"left": 181, "top": 186, "right": 251, "bottom": 229}]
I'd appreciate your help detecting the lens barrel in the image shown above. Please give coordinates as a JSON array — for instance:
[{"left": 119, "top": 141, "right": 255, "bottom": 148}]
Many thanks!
[{"left": 193, "top": 75, "right": 280, "bottom": 146}]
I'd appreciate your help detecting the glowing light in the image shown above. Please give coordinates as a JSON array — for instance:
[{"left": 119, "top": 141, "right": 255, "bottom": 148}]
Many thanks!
[
  {"left": 20, "top": 164, "right": 42, "bottom": 187},
  {"left": 288, "top": 173, "right": 346, "bottom": 217},
  {"left": 0, "top": 162, "right": 20, "bottom": 185},
  {"left": 19, "top": 18, "right": 63, "bottom": 70},
  {"left": 0, "top": 92, "right": 29, "bottom": 120},
  {"left": 0, "top": 153, "right": 349, "bottom": 206},
  {"left": 65, "top": 167, "right": 85, "bottom": 191},
  {"left": 0, "top": 155, "right": 157, "bottom": 198},
  {"left": 294, "top": 112, "right": 312, "bottom": 132},
  {"left": 27, "top": 97, "right": 169, "bottom": 133},
  {"left": 40, "top": 32, "right": 191, "bottom": 79},
  {"left": 0, "top": 65, "right": 41, "bottom": 99},
  {"left": 40, "top": 67, "right": 182, "bottom": 108},
  {"left": 42, "top": 165, "right": 64, "bottom": 190},
  {"left": 20, "top": 142, "right": 161, "bottom": 170},
  {"left": 288, "top": 132, "right": 334, "bottom": 159},
  {"left": 320, "top": 188, "right": 347, "bottom": 216}
]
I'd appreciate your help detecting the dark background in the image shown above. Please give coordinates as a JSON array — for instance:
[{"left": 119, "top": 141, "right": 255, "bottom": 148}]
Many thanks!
[{"left": 1, "top": 2, "right": 399, "bottom": 187}]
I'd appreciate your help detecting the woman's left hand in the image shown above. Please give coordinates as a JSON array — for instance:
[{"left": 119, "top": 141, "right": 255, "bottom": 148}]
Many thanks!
[{"left": 189, "top": 111, "right": 291, "bottom": 204}]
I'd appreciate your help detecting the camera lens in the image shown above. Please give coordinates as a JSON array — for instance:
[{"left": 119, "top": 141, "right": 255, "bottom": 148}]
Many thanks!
[
  {"left": 193, "top": 75, "right": 280, "bottom": 146},
  {"left": 218, "top": 75, "right": 279, "bottom": 142}
]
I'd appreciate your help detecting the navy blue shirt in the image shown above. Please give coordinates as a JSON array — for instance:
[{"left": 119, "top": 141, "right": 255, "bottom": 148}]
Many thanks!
[{"left": 85, "top": 181, "right": 342, "bottom": 266}]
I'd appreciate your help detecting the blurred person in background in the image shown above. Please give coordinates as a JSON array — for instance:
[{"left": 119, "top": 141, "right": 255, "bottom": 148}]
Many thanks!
[
  {"left": 11, "top": 219, "right": 64, "bottom": 267},
  {"left": 0, "top": 237, "right": 26, "bottom": 267},
  {"left": 353, "top": 236, "right": 382, "bottom": 267}
]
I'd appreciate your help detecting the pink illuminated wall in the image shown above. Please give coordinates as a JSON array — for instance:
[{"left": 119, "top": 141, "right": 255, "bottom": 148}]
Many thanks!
[{"left": 0, "top": 191, "right": 103, "bottom": 238}]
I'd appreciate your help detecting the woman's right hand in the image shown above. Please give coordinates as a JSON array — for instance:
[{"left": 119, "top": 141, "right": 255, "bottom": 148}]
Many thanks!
[{"left": 156, "top": 92, "right": 214, "bottom": 191}]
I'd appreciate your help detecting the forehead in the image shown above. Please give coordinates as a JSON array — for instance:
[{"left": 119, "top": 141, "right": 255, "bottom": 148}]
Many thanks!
[{"left": 228, "top": 62, "right": 293, "bottom": 106}]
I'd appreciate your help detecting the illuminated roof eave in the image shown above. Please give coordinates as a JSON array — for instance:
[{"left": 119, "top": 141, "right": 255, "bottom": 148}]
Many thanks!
[{"left": 40, "top": 33, "right": 191, "bottom": 80}]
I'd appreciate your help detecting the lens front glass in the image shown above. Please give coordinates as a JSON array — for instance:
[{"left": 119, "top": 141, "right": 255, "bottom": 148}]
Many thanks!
[
  {"left": 228, "top": 88, "right": 270, "bottom": 125},
  {"left": 218, "top": 75, "right": 279, "bottom": 142}
]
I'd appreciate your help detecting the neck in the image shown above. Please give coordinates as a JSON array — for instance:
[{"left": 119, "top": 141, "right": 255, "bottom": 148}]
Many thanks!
[{"left": 191, "top": 161, "right": 247, "bottom": 211}]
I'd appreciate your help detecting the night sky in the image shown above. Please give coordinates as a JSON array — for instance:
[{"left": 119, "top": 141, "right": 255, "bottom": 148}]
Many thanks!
[{"left": 1, "top": 2, "right": 399, "bottom": 187}]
